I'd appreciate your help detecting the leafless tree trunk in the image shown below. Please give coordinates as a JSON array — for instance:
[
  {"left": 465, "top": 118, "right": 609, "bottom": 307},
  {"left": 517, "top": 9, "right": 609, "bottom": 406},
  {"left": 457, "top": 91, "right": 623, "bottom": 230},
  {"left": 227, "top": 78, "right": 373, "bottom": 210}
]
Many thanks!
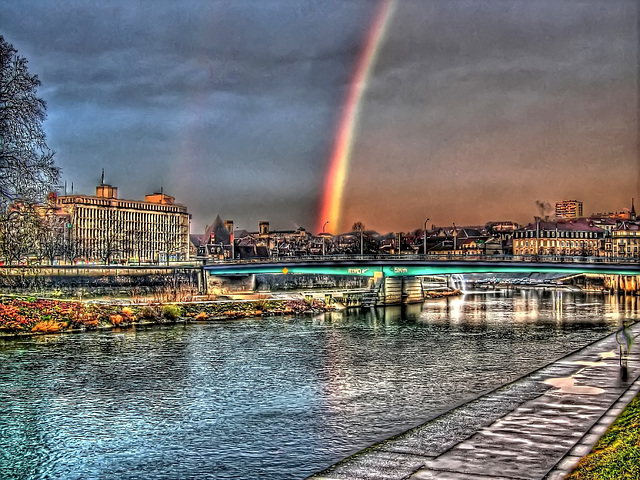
[{"left": 0, "top": 36, "right": 59, "bottom": 210}]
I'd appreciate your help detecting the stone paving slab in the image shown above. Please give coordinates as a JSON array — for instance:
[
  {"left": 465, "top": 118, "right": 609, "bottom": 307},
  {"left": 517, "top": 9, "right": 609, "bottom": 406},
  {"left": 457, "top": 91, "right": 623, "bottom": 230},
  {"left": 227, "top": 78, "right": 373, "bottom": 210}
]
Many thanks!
[
  {"left": 543, "top": 363, "right": 640, "bottom": 480},
  {"left": 309, "top": 451, "right": 432, "bottom": 480},
  {"left": 309, "top": 323, "right": 640, "bottom": 480}
]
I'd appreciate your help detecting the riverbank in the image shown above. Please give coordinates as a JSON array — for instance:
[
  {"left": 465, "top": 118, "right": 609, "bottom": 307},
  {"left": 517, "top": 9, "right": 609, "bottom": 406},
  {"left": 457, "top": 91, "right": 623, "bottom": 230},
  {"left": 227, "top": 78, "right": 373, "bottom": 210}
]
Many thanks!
[
  {"left": 0, "top": 284, "right": 467, "bottom": 337},
  {"left": 0, "top": 294, "right": 333, "bottom": 337},
  {"left": 566, "top": 392, "right": 640, "bottom": 479}
]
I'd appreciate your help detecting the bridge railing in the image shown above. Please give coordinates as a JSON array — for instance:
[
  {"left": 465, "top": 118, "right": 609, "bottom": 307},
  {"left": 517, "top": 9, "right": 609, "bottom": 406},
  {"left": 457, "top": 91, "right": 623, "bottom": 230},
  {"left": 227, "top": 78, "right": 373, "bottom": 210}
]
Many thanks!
[
  {"left": 4, "top": 255, "right": 635, "bottom": 270},
  {"left": 204, "top": 254, "right": 639, "bottom": 265}
]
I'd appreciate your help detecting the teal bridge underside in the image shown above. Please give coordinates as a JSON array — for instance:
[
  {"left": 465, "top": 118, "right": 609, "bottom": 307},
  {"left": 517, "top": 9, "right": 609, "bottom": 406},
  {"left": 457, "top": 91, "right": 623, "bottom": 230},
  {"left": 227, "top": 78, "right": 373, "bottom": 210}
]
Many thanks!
[{"left": 204, "top": 258, "right": 639, "bottom": 278}]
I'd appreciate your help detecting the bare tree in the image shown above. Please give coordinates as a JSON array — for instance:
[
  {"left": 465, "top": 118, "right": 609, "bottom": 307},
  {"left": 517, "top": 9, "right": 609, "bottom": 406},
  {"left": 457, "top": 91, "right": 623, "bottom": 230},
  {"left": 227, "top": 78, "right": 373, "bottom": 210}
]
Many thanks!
[
  {"left": 0, "top": 36, "right": 59, "bottom": 210},
  {"left": 61, "top": 232, "right": 85, "bottom": 264},
  {"left": 122, "top": 228, "right": 144, "bottom": 265},
  {"left": 97, "top": 207, "right": 122, "bottom": 264},
  {"left": 0, "top": 204, "right": 40, "bottom": 265},
  {"left": 159, "top": 212, "right": 188, "bottom": 264},
  {"left": 35, "top": 208, "right": 68, "bottom": 265},
  {"left": 351, "top": 221, "right": 377, "bottom": 254},
  {"left": 60, "top": 205, "right": 86, "bottom": 264},
  {"left": 351, "top": 221, "right": 365, "bottom": 232}
]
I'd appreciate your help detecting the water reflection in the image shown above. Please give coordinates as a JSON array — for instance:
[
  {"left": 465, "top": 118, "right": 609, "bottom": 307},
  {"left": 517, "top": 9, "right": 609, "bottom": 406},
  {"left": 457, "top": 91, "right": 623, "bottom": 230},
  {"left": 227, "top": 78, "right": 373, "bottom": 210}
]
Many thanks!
[{"left": 0, "top": 291, "right": 637, "bottom": 480}]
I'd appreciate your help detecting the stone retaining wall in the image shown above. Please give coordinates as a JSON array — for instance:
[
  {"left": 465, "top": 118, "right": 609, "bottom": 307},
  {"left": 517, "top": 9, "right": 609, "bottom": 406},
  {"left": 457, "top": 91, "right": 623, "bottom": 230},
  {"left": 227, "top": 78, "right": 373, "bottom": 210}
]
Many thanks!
[{"left": 0, "top": 266, "right": 203, "bottom": 300}]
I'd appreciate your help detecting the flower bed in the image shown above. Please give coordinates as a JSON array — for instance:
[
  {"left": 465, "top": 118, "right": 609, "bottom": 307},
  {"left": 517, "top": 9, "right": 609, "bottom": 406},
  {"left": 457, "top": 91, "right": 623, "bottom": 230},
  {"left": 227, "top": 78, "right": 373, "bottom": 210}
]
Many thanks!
[{"left": 0, "top": 296, "right": 331, "bottom": 335}]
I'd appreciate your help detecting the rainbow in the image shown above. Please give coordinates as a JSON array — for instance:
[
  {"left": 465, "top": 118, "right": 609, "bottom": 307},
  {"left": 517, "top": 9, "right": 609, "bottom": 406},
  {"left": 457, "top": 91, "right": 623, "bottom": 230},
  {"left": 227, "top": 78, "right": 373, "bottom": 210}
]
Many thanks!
[{"left": 316, "top": 0, "right": 396, "bottom": 234}]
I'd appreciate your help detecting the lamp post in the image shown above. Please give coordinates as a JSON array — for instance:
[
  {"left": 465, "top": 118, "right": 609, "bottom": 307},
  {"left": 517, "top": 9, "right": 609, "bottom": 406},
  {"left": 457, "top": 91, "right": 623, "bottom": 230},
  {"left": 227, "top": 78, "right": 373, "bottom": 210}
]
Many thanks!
[
  {"left": 231, "top": 226, "right": 239, "bottom": 260},
  {"left": 452, "top": 222, "right": 457, "bottom": 253},
  {"left": 423, "top": 218, "right": 430, "bottom": 256},
  {"left": 322, "top": 220, "right": 329, "bottom": 256}
]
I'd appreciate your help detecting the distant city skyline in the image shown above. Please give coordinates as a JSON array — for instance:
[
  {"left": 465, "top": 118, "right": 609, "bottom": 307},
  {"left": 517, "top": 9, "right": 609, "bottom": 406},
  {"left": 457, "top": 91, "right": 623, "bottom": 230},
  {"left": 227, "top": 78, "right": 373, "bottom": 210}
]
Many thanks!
[{"left": 2, "top": 0, "right": 638, "bottom": 234}]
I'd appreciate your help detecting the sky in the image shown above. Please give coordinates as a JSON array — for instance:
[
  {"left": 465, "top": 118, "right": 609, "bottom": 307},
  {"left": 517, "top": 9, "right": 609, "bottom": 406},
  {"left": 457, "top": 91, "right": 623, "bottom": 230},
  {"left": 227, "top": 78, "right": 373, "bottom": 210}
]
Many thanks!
[{"left": 2, "top": 0, "right": 638, "bottom": 234}]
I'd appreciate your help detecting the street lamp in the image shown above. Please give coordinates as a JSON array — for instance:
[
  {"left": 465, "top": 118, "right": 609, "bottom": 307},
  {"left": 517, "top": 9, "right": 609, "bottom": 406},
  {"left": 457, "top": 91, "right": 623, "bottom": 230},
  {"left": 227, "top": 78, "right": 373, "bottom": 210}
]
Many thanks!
[
  {"left": 231, "top": 227, "right": 238, "bottom": 260},
  {"left": 452, "top": 222, "right": 457, "bottom": 253},
  {"left": 536, "top": 218, "right": 540, "bottom": 257},
  {"left": 423, "top": 218, "right": 430, "bottom": 256},
  {"left": 322, "top": 220, "right": 329, "bottom": 256}
]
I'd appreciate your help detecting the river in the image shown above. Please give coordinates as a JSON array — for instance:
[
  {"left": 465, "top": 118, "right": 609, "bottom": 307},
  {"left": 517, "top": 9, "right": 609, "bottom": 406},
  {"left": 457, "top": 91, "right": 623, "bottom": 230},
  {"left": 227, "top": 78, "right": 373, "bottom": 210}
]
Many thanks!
[{"left": 1, "top": 289, "right": 638, "bottom": 480}]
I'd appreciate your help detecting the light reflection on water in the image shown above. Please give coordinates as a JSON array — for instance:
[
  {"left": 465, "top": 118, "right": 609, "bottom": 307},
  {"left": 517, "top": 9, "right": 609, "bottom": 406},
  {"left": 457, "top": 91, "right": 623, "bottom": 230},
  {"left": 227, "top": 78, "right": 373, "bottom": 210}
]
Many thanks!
[{"left": 0, "top": 290, "right": 638, "bottom": 480}]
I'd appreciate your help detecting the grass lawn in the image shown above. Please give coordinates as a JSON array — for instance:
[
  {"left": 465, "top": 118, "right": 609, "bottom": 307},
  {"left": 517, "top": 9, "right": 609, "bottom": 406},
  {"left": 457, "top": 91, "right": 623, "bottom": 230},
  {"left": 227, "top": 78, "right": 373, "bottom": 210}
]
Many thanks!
[{"left": 566, "top": 392, "right": 640, "bottom": 479}]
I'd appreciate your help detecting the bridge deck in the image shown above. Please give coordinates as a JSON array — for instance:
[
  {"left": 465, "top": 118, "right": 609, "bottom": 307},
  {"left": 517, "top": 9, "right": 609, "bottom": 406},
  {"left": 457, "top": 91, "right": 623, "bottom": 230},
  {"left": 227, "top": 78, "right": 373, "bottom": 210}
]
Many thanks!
[{"left": 203, "top": 256, "right": 639, "bottom": 277}]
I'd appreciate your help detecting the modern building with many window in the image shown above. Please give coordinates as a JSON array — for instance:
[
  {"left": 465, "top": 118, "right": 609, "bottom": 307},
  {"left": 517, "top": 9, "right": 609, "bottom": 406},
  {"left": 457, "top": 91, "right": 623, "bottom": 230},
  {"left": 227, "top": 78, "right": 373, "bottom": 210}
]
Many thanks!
[
  {"left": 55, "top": 182, "right": 190, "bottom": 264},
  {"left": 555, "top": 200, "right": 583, "bottom": 219}
]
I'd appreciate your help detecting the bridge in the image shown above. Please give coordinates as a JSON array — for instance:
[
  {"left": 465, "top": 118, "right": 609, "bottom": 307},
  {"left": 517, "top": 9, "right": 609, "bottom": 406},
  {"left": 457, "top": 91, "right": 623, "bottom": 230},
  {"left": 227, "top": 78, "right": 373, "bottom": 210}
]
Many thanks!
[{"left": 203, "top": 255, "right": 639, "bottom": 278}]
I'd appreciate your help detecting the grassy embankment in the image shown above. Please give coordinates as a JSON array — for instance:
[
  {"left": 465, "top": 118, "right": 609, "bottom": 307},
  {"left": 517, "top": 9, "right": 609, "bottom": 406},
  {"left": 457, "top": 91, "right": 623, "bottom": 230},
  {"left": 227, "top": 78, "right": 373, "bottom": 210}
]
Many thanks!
[
  {"left": 0, "top": 295, "right": 330, "bottom": 336},
  {"left": 566, "top": 392, "right": 640, "bottom": 479}
]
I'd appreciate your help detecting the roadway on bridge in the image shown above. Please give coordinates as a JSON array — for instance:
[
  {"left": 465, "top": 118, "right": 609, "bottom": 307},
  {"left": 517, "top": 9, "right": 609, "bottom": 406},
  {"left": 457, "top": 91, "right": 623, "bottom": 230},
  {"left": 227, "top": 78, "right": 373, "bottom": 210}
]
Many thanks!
[{"left": 204, "top": 257, "right": 639, "bottom": 277}]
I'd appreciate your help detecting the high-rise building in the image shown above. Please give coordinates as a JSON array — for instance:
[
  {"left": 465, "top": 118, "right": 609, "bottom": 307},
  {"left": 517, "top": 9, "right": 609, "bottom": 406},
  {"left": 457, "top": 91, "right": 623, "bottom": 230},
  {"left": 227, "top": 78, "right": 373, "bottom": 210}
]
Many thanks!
[
  {"left": 55, "top": 182, "right": 190, "bottom": 264},
  {"left": 555, "top": 200, "right": 583, "bottom": 219}
]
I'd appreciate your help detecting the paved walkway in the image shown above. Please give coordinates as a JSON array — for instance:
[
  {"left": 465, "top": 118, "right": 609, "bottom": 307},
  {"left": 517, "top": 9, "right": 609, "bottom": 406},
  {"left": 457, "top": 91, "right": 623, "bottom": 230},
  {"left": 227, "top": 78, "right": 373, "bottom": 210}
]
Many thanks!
[{"left": 309, "top": 322, "right": 640, "bottom": 480}]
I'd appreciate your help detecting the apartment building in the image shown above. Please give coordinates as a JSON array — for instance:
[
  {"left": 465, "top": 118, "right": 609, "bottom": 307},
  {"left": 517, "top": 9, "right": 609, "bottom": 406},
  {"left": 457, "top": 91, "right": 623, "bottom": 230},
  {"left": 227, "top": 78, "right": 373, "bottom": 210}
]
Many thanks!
[
  {"left": 611, "top": 222, "right": 640, "bottom": 259},
  {"left": 512, "top": 220, "right": 604, "bottom": 256}
]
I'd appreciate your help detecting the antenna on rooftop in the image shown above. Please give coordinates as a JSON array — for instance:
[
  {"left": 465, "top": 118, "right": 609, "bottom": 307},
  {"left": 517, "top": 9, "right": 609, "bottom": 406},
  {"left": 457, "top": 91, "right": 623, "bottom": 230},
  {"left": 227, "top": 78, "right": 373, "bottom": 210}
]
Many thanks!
[
  {"left": 71, "top": 182, "right": 74, "bottom": 194},
  {"left": 101, "top": 169, "right": 105, "bottom": 185}
]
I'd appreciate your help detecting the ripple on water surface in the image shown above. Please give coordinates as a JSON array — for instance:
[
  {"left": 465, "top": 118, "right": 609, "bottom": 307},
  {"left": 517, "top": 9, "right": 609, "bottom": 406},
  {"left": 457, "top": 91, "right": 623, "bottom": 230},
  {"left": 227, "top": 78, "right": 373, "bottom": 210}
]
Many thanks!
[{"left": 0, "top": 290, "right": 637, "bottom": 480}]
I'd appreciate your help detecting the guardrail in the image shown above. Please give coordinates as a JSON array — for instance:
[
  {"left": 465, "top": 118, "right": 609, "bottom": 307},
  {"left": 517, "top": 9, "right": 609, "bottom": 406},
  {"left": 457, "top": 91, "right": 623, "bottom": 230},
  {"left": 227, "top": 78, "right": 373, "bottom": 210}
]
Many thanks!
[
  {"left": 0, "top": 264, "right": 202, "bottom": 274},
  {"left": 1, "top": 255, "right": 638, "bottom": 270},
  {"left": 203, "top": 254, "right": 640, "bottom": 265}
]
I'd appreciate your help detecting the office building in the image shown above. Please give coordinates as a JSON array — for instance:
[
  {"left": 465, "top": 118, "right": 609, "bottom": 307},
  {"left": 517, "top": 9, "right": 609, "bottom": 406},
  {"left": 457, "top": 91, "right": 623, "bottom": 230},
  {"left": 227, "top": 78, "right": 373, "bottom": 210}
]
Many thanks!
[{"left": 55, "top": 182, "right": 190, "bottom": 263}]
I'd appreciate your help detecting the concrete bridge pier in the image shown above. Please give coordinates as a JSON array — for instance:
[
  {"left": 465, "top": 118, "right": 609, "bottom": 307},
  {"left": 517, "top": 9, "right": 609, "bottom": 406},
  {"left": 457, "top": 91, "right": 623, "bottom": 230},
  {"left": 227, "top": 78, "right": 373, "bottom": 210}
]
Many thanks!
[{"left": 375, "top": 276, "right": 424, "bottom": 306}]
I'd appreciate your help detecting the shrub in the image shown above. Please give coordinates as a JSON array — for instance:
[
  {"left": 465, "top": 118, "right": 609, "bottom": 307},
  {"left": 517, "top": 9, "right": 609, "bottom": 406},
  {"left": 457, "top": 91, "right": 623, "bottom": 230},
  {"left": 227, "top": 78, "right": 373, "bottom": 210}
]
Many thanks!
[
  {"left": 140, "top": 306, "right": 158, "bottom": 320},
  {"left": 195, "top": 311, "right": 208, "bottom": 320},
  {"left": 161, "top": 304, "right": 182, "bottom": 320},
  {"left": 83, "top": 318, "right": 99, "bottom": 329},
  {"left": 31, "top": 320, "right": 63, "bottom": 334}
]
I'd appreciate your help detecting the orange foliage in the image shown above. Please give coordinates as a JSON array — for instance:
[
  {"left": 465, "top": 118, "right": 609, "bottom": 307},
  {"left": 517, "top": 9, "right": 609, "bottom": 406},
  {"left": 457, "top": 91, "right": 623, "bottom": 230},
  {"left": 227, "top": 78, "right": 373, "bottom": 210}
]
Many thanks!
[{"left": 31, "top": 320, "right": 64, "bottom": 334}]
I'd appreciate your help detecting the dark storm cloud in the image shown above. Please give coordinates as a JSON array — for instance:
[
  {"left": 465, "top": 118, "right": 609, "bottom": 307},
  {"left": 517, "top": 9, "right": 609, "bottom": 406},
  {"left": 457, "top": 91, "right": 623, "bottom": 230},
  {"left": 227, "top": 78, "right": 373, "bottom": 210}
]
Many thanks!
[
  {"left": 4, "top": 0, "right": 369, "bottom": 112},
  {"left": 2, "top": 0, "right": 378, "bottom": 230},
  {"left": 2, "top": 0, "right": 637, "bottom": 233},
  {"left": 367, "top": 0, "right": 633, "bottom": 134}
]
